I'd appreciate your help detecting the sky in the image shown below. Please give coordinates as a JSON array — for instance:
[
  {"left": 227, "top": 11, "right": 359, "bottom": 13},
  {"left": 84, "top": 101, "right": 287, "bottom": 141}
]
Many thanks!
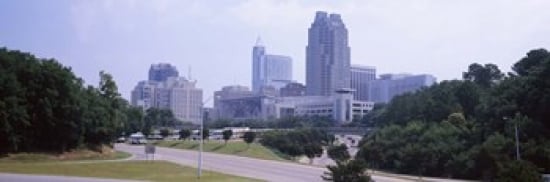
[{"left": 1, "top": 0, "right": 550, "bottom": 106}]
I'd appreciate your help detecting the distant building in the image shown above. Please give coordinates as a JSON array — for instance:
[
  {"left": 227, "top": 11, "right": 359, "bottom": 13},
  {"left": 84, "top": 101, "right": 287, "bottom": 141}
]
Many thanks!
[
  {"left": 214, "top": 88, "right": 373, "bottom": 124},
  {"left": 252, "top": 38, "right": 293, "bottom": 93},
  {"left": 215, "top": 95, "right": 277, "bottom": 121},
  {"left": 368, "top": 74, "right": 436, "bottom": 103},
  {"left": 214, "top": 85, "right": 254, "bottom": 107},
  {"left": 306, "top": 11, "right": 351, "bottom": 96},
  {"left": 149, "top": 63, "right": 179, "bottom": 82},
  {"left": 132, "top": 64, "right": 203, "bottom": 124},
  {"left": 280, "top": 82, "right": 306, "bottom": 97},
  {"left": 158, "top": 77, "right": 203, "bottom": 124},
  {"left": 130, "top": 80, "right": 158, "bottom": 110},
  {"left": 274, "top": 89, "right": 373, "bottom": 124},
  {"left": 350, "top": 65, "right": 376, "bottom": 101}
]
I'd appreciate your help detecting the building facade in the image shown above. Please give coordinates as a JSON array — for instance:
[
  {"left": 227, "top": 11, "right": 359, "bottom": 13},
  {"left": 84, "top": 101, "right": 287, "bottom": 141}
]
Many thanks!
[
  {"left": 280, "top": 82, "right": 306, "bottom": 97},
  {"left": 160, "top": 77, "right": 203, "bottom": 124},
  {"left": 148, "top": 63, "right": 179, "bottom": 82},
  {"left": 368, "top": 74, "right": 436, "bottom": 103},
  {"left": 252, "top": 38, "right": 293, "bottom": 93},
  {"left": 350, "top": 65, "right": 376, "bottom": 101},
  {"left": 306, "top": 11, "right": 351, "bottom": 96},
  {"left": 214, "top": 88, "right": 374, "bottom": 124},
  {"left": 132, "top": 64, "right": 203, "bottom": 124},
  {"left": 130, "top": 80, "right": 158, "bottom": 110}
]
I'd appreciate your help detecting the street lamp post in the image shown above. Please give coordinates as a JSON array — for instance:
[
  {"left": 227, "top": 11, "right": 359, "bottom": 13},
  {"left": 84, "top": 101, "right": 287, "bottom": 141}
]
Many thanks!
[
  {"left": 197, "top": 96, "right": 212, "bottom": 179},
  {"left": 198, "top": 106, "right": 203, "bottom": 178},
  {"left": 504, "top": 116, "right": 521, "bottom": 161}
]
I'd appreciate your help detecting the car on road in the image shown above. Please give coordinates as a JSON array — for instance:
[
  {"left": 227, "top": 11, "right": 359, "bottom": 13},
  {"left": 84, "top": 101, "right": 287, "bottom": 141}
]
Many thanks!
[
  {"left": 129, "top": 132, "right": 147, "bottom": 144},
  {"left": 116, "top": 137, "right": 126, "bottom": 143}
]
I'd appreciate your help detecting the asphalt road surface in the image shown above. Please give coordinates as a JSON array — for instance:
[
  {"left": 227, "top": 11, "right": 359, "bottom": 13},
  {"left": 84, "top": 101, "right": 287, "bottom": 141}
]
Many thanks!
[{"left": 115, "top": 143, "right": 411, "bottom": 182}]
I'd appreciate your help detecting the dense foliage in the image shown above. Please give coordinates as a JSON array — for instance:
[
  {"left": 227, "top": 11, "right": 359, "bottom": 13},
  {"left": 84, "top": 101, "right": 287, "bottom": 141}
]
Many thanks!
[
  {"left": 357, "top": 49, "right": 550, "bottom": 180},
  {"left": 222, "top": 130, "right": 233, "bottom": 144},
  {"left": 243, "top": 131, "right": 256, "bottom": 146},
  {"left": 327, "top": 144, "right": 351, "bottom": 162},
  {"left": 178, "top": 129, "right": 191, "bottom": 140},
  {"left": 0, "top": 48, "right": 144, "bottom": 153},
  {"left": 260, "top": 129, "right": 330, "bottom": 160},
  {"left": 322, "top": 159, "right": 372, "bottom": 182}
]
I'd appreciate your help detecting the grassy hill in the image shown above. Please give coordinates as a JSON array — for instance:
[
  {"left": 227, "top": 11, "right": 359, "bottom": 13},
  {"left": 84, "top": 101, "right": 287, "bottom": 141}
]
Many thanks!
[{"left": 154, "top": 140, "right": 287, "bottom": 161}]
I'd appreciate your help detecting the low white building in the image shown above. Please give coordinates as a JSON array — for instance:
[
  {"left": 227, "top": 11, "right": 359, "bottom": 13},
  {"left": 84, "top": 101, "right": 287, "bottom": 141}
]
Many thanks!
[{"left": 274, "top": 89, "right": 374, "bottom": 124}]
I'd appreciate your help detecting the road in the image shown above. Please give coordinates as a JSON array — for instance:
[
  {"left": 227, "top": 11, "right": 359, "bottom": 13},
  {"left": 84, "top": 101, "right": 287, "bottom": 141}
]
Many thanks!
[
  {"left": 0, "top": 173, "right": 140, "bottom": 182},
  {"left": 115, "top": 144, "right": 411, "bottom": 182}
]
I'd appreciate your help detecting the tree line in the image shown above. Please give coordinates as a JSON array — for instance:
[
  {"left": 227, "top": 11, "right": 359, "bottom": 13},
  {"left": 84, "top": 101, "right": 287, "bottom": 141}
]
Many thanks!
[
  {"left": 356, "top": 49, "right": 550, "bottom": 181},
  {"left": 0, "top": 48, "right": 131, "bottom": 153},
  {"left": 260, "top": 129, "right": 333, "bottom": 163}
]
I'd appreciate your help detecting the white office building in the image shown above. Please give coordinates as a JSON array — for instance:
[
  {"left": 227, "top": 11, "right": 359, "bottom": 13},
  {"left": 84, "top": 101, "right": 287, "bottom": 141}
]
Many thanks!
[
  {"left": 368, "top": 74, "right": 436, "bottom": 103},
  {"left": 350, "top": 65, "right": 376, "bottom": 101},
  {"left": 131, "top": 64, "right": 204, "bottom": 124}
]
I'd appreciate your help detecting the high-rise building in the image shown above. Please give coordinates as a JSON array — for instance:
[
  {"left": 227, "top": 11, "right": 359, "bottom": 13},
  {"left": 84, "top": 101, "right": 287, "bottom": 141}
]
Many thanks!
[
  {"left": 149, "top": 63, "right": 179, "bottom": 82},
  {"left": 251, "top": 37, "right": 292, "bottom": 93},
  {"left": 368, "top": 74, "right": 436, "bottom": 103},
  {"left": 350, "top": 65, "right": 376, "bottom": 101},
  {"left": 132, "top": 64, "right": 203, "bottom": 124},
  {"left": 306, "top": 11, "right": 351, "bottom": 96}
]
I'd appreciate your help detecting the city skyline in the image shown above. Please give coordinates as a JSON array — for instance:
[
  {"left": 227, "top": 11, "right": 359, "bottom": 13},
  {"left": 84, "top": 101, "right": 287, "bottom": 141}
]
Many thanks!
[{"left": 1, "top": 1, "right": 550, "bottom": 106}]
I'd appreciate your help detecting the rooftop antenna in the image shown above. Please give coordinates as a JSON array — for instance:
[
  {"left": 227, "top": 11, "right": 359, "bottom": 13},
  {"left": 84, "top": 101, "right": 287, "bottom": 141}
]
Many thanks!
[
  {"left": 255, "top": 36, "right": 263, "bottom": 47},
  {"left": 188, "top": 65, "right": 193, "bottom": 81}
]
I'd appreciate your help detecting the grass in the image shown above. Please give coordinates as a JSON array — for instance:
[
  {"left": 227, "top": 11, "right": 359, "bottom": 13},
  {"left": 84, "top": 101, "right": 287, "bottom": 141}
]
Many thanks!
[
  {"left": 0, "top": 160, "right": 261, "bottom": 182},
  {"left": 154, "top": 140, "right": 287, "bottom": 161},
  {"left": 0, "top": 150, "right": 131, "bottom": 163}
]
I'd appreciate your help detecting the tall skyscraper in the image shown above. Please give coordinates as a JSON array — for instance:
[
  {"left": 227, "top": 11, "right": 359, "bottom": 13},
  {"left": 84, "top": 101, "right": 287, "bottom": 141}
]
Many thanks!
[
  {"left": 350, "top": 65, "right": 376, "bottom": 101},
  {"left": 251, "top": 37, "right": 292, "bottom": 93},
  {"left": 149, "top": 63, "right": 179, "bottom": 82},
  {"left": 306, "top": 11, "right": 351, "bottom": 96}
]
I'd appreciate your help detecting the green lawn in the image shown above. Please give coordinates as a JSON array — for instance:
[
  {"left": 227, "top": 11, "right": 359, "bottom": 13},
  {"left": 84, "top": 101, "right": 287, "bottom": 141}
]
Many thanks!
[
  {"left": 154, "top": 140, "right": 287, "bottom": 161},
  {"left": 0, "top": 151, "right": 131, "bottom": 163},
  {"left": 0, "top": 160, "right": 262, "bottom": 182}
]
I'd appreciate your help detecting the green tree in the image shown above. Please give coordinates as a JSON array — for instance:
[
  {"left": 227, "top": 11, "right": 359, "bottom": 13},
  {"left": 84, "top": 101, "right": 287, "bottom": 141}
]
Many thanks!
[
  {"left": 222, "top": 129, "right": 233, "bottom": 144},
  {"left": 495, "top": 160, "right": 541, "bottom": 182},
  {"left": 462, "top": 63, "right": 504, "bottom": 87},
  {"left": 123, "top": 106, "right": 144, "bottom": 136},
  {"left": 243, "top": 131, "right": 256, "bottom": 147},
  {"left": 159, "top": 128, "right": 171, "bottom": 139},
  {"left": 179, "top": 129, "right": 191, "bottom": 140},
  {"left": 200, "top": 128, "right": 209, "bottom": 140},
  {"left": 304, "top": 143, "right": 323, "bottom": 164},
  {"left": 0, "top": 48, "right": 128, "bottom": 153},
  {"left": 322, "top": 159, "right": 372, "bottom": 182},
  {"left": 328, "top": 144, "right": 350, "bottom": 162}
]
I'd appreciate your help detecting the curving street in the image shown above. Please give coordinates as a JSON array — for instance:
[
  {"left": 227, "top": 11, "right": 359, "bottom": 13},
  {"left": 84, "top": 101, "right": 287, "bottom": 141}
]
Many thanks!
[{"left": 115, "top": 144, "right": 411, "bottom": 182}]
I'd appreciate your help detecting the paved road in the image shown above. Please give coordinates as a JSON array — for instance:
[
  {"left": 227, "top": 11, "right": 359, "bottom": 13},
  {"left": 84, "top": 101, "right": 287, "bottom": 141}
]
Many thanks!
[
  {"left": 115, "top": 144, "right": 411, "bottom": 182},
  {"left": 0, "top": 173, "right": 140, "bottom": 182}
]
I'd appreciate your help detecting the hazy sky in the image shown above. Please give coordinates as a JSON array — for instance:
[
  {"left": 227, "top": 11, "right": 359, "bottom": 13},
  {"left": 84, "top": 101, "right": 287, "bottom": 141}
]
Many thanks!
[{"left": 1, "top": 0, "right": 549, "bottom": 105}]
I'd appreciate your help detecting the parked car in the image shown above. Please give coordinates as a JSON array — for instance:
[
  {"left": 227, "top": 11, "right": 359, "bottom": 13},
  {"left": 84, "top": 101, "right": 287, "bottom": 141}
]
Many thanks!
[{"left": 116, "top": 137, "right": 126, "bottom": 143}]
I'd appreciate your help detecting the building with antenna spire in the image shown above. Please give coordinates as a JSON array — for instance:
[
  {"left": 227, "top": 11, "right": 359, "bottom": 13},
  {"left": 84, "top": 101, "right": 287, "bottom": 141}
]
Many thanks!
[{"left": 251, "top": 37, "right": 293, "bottom": 93}]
